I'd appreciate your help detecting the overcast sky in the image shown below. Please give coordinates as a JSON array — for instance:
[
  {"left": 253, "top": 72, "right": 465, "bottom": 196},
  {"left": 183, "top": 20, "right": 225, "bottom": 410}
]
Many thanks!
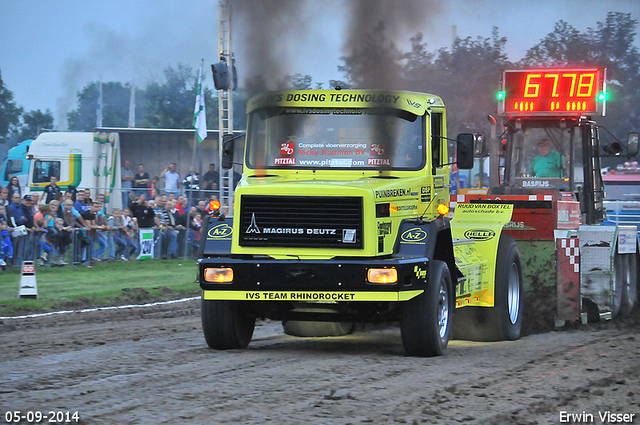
[{"left": 2, "top": 0, "right": 640, "bottom": 129}]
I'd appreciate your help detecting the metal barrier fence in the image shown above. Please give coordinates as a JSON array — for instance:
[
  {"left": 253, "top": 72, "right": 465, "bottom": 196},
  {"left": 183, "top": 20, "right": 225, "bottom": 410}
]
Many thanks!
[
  {"left": 106, "top": 187, "right": 228, "bottom": 212},
  {"left": 3, "top": 227, "right": 201, "bottom": 268},
  {"left": 21, "top": 186, "right": 227, "bottom": 212},
  {"left": 3, "top": 185, "right": 220, "bottom": 268},
  {"left": 603, "top": 200, "right": 640, "bottom": 226}
]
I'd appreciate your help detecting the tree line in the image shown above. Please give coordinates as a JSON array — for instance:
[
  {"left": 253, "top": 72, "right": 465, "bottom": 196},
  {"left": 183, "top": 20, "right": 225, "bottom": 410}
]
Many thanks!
[
  {"left": 0, "top": 69, "right": 54, "bottom": 144},
  {"left": 334, "top": 11, "right": 639, "bottom": 140},
  {"left": 1, "top": 12, "right": 638, "bottom": 146}
]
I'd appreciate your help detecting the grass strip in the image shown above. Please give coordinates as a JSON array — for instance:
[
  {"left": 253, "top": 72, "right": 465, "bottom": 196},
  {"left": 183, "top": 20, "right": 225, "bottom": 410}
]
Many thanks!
[{"left": 0, "top": 259, "right": 201, "bottom": 316}]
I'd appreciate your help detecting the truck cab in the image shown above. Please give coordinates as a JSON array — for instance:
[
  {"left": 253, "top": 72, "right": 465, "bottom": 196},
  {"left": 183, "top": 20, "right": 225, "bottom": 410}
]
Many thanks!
[
  {"left": 1, "top": 139, "right": 32, "bottom": 193},
  {"left": 198, "top": 89, "right": 522, "bottom": 356},
  {"left": 233, "top": 90, "right": 450, "bottom": 256}
]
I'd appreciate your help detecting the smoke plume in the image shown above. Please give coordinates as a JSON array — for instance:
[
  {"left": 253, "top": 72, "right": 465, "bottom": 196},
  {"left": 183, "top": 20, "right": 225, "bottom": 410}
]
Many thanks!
[
  {"left": 55, "top": 2, "right": 216, "bottom": 129},
  {"left": 231, "top": 0, "right": 308, "bottom": 92},
  {"left": 342, "top": 0, "right": 444, "bottom": 89},
  {"left": 232, "top": 0, "right": 444, "bottom": 91}
]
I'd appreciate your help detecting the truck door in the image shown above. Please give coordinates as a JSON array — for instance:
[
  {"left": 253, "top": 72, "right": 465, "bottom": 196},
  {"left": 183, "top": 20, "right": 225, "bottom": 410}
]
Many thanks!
[{"left": 431, "top": 111, "right": 448, "bottom": 205}]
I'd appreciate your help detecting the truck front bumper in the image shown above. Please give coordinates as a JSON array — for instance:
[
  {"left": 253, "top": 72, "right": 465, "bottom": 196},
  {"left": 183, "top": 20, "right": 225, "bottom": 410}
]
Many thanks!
[{"left": 198, "top": 256, "right": 431, "bottom": 302}]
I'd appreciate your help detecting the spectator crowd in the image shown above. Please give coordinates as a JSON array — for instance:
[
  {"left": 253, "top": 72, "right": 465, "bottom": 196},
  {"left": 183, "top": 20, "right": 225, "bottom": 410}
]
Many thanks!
[{"left": 0, "top": 160, "right": 232, "bottom": 270}]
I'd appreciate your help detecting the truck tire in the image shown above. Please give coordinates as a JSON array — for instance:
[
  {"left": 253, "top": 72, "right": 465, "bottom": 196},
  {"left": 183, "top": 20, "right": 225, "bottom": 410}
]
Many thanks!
[
  {"left": 400, "top": 260, "right": 452, "bottom": 357},
  {"left": 452, "top": 234, "right": 523, "bottom": 341},
  {"left": 201, "top": 297, "right": 255, "bottom": 350},
  {"left": 489, "top": 234, "right": 524, "bottom": 340},
  {"left": 282, "top": 321, "right": 355, "bottom": 337},
  {"left": 620, "top": 252, "right": 638, "bottom": 316}
]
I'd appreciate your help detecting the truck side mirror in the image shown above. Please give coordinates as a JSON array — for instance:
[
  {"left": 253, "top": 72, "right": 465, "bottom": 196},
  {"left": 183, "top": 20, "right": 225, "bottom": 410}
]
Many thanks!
[
  {"left": 628, "top": 132, "right": 639, "bottom": 157},
  {"left": 212, "top": 62, "right": 230, "bottom": 90},
  {"left": 221, "top": 134, "right": 235, "bottom": 170},
  {"left": 456, "top": 133, "right": 474, "bottom": 170},
  {"left": 473, "top": 133, "right": 487, "bottom": 157}
]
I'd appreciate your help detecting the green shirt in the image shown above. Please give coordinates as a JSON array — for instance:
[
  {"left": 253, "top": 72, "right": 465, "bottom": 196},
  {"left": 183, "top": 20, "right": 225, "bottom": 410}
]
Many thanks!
[{"left": 531, "top": 151, "right": 564, "bottom": 177}]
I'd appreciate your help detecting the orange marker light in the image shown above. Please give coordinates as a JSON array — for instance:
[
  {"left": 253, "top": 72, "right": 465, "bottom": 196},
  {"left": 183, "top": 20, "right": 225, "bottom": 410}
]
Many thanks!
[
  {"left": 204, "top": 267, "right": 234, "bottom": 283},
  {"left": 209, "top": 199, "right": 221, "bottom": 211},
  {"left": 437, "top": 203, "right": 449, "bottom": 216},
  {"left": 368, "top": 268, "right": 398, "bottom": 284}
]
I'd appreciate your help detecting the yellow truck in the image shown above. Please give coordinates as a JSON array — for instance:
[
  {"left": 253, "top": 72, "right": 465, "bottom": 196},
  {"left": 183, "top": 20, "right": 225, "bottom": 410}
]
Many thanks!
[{"left": 198, "top": 89, "right": 523, "bottom": 356}]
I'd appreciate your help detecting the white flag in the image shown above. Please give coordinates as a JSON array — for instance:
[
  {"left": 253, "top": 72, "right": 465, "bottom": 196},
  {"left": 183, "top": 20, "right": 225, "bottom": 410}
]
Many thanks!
[{"left": 193, "top": 60, "right": 207, "bottom": 142}]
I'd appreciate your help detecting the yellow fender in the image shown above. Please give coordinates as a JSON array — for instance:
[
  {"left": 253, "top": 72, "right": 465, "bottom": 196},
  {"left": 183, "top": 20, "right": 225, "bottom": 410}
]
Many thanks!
[{"left": 450, "top": 203, "right": 514, "bottom": 307}]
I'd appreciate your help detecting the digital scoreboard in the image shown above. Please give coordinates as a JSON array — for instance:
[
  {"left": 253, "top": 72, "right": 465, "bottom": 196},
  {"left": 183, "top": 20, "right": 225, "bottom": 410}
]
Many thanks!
[{"left": 498, "top": 68, "right": 606, "bottom": 117}]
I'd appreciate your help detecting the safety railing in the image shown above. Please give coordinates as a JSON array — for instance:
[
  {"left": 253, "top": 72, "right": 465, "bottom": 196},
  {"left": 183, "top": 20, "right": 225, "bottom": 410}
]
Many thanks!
[
  {"left": 4, "top": 226, "right": 202, "bottom": 268},
  {"left": 603, "top": 200, "right": 640, "bottom": 226}
]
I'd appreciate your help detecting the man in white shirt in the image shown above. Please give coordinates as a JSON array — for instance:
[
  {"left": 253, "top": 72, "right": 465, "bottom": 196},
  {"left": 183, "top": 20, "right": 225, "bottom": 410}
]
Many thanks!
[{"left": 162, "top": 163, "right": 181, "bottom": 197}]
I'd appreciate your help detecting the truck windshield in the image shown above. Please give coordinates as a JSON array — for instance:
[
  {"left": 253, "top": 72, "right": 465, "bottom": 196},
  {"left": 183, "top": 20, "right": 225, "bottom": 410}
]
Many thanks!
[
  {"left": 246, "top": 108, "right": 424, "bottom": 171},
  {"left": 33, "top": 160, "right": 61, "bottom": 183},
  {"left": 506, "top": 125, "right": 583, "bottom": 189}
]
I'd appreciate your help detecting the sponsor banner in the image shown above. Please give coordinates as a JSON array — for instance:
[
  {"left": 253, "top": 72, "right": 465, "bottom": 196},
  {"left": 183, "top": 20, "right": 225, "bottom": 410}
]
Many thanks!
[
  {"left": 203, "top": 290, "right": 424, "bottom": 302},
  {"left": 420, "top": 186, "right": 432, "bottom": 203},
  {"left": 275, "top": 157, "right": 296, "bottom": 165},
  {"left": 452, "top": 202, "right": 514, "bottom": 223},
  {"left": 207, "top": 223, "right": 233, "bottom": 240},
  {"left": 246, "top": 90, "right": 432, "bottom": 115},
  {"left": 257, "top": 92, "right": 402, "bottom": 104},
  {"left": 280, "top": 142, "right": 294, "bottom": 155},
  {"left": 454, "top": 243, "right": 491, "bottom": 307},
  {"left": 390, "top": 204, "right": 418, "bottom": 212},
  {"left": 503, "top": 221, "right": 535, "bottom": 230},
  {"left": 400, "top": 227, "right": 428, "bottom": 244},
  {"left": 450, "top": 203, "right": 514, "bottom": 308},
  {"left": 370, "top": 143, "right": 385, "bottom": 155},
  {"left": 522, "top": 180, "right": 551, "bottom": 188},
  {"left": 618, "top": 226, "right": 638, "bottom": 254},
  {"left": 137, "top": 229, "right": 154, "bottom": 260},
  {"left": 463, "top": 229, "right": 496, "bottom": 241},
  {"left": 368, "top": 158, "right": 390, "bottom": 166},
  {"left": 375, "top": 188, "right": 412, "bottom": 199}
]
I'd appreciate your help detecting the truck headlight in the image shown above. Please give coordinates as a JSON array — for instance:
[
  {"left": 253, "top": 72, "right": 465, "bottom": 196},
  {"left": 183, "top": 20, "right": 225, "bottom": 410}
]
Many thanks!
[
  {"left": 367, "top": 268, "right": 398, "bottom": 284},
  {"left": 204, "top": 267, "right": 234, "bottom": 283}
]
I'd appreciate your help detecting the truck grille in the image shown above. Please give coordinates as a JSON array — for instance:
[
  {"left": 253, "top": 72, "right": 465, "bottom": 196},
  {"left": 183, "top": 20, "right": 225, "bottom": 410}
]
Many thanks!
[{"left": 239, "top": 195, "right": 363, "bottom": 249}]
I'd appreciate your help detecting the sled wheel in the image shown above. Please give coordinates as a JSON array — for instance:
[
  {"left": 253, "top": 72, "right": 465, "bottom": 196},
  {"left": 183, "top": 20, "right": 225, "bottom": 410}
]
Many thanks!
[
  {"left": 612, "top": 253, "right": 625, "bottom": 318},
  {"left": 282, "top": 321, "right": 355, "bottom": 337},
  {"left": 620, "top": 252, "right": 638, "bottom": 316},
  {"left": 400, "top": 260, "right": 452, "bottom": 357},
  {"left": 201, "top": 297, "right": 255, "bottom": 350}
]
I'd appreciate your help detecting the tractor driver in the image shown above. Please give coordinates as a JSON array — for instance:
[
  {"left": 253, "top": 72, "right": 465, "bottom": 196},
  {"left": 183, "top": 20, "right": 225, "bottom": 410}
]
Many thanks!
[{"left": 531, "top": 139, "right": 568, "bottom": 178}]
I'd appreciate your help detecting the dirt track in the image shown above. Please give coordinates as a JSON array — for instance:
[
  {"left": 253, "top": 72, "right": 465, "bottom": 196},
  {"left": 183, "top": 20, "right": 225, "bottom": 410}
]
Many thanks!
[{"left": 1, "top": 299, "right": 639, "bottom": 425}]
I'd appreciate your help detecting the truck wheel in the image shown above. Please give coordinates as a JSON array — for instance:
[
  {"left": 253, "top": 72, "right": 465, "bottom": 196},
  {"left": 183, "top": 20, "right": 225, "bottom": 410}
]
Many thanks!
[
  {"left": 453, "top": 234, "right": 524, "bottom": 341},
  {"left": 282, "top": 321, "right": 355, "bottom": 337},
  {"left": 400, "top": 260, "right": 452, "bottom": 357},
  {"left": 201, "top": 297, "right": 255, "bottom": 350},
  {"left": 488, "top": 234, "right": 524, "bottom": 341},
  {"left": 620, "top": 252, "right": 638, "bottom": 316}
]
